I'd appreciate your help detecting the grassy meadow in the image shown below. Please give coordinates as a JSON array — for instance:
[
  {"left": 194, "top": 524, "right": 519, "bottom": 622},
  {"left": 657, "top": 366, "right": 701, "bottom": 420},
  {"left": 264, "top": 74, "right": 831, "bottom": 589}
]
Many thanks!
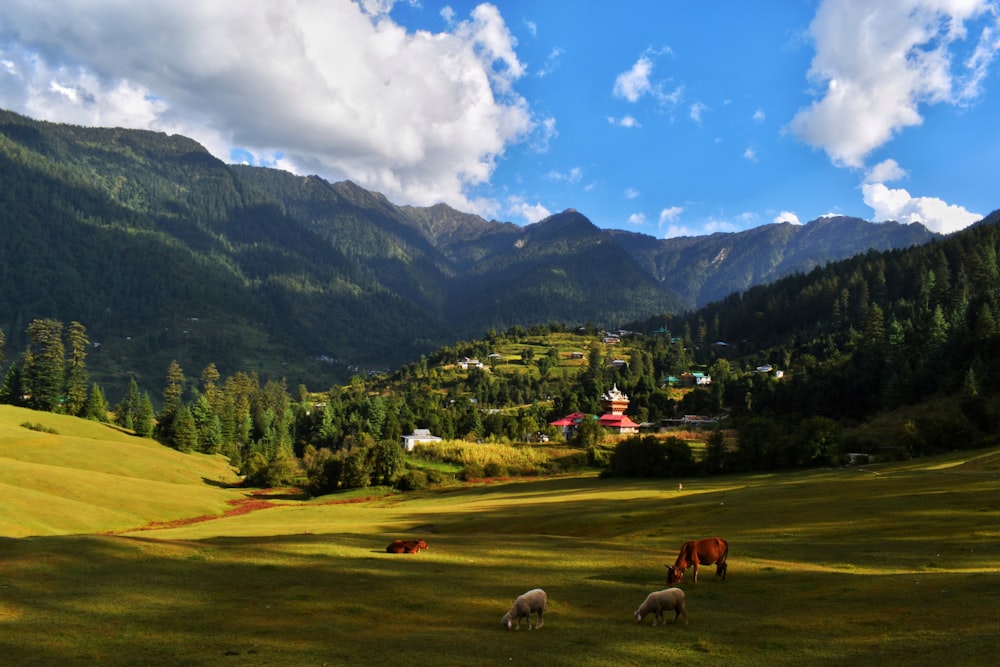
[{"left": 1, "top": 404, "right": 998, "bottom": 666}]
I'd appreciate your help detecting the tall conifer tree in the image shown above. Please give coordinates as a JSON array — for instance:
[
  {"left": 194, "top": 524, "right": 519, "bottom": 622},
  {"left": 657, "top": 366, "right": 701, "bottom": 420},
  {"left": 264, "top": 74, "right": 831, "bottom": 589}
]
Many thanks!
[
  {"left": 23, "top": 319, "right": 65, "bottom": 412},
  {"left": 65, "top": 321, "right": 89, "bottom": 416}
]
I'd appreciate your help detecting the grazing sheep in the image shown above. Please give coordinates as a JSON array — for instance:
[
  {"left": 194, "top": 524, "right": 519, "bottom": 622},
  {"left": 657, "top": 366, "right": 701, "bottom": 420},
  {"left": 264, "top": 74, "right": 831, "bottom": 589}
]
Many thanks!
[
  {"left": 501, "top": 588, "right": 547, "bottom": 630},
  {"left": 634, "top": 588, "right": 688, "bottom": 626}
]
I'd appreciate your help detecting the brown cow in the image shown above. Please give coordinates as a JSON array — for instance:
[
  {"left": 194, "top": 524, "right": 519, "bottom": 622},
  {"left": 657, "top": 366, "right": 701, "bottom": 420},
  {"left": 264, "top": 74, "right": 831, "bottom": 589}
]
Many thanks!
[
  {"left": 666, "top": 537, "right": 728, "bottom": 584},
  {"left": 386, "top": 539, "right": 428, "bottom": 554}
]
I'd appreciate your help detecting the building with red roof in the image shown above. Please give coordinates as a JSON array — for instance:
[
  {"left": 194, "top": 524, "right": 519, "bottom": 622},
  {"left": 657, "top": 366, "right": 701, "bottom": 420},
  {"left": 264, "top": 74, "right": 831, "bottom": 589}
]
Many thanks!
[{"left": 549, "top": 385, "right": 639, "bottom": 437}]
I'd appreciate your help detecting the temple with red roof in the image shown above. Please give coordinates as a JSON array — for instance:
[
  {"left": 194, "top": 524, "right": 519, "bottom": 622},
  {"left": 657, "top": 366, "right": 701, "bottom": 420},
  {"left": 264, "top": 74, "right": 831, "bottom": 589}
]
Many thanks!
[
  {"left": 549, "top": 384, "right": 639, "bottom": 437},
  {"left": 597, "top": 384, "right": 639, "bottom": 434}
]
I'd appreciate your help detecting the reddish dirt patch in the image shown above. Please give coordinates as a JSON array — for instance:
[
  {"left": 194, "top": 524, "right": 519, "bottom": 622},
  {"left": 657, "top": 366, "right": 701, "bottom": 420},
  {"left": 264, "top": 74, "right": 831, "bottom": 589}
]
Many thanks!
[
  {"left": 128, "top": 497, "right": 280, "bottom": 532},
  {"left": 117, "top": 491, "right": 383, "bottom": 533}
]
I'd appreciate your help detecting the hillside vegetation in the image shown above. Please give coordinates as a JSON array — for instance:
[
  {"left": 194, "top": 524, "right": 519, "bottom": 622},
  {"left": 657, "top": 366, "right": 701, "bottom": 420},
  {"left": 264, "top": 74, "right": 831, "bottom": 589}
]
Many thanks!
[
  {"left": 1, "top": 410, "right": 998, "bottom": 665},
  {"left": 0, "top": 109, "right": 941, "bottom": 399}
]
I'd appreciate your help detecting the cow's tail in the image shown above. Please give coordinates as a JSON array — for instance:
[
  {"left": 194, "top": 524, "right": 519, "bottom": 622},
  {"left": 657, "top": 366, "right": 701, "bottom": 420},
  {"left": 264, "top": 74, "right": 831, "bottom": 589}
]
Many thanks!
[{"left": 719, "top": 538, "right": 729, "bottom": 566}]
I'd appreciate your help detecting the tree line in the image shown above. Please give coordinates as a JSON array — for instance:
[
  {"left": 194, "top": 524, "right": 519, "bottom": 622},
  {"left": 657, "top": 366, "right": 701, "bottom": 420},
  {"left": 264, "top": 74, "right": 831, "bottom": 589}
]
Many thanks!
[{"left": 4, "top": 208, "right": 1000, "bottom": 491}]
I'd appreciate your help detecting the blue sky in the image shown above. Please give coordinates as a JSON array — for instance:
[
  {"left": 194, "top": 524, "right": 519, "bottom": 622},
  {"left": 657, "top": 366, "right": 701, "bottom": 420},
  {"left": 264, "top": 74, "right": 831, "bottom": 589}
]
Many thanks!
[{"left": 1, "top": 1, "right": 998, "bottom": 236}]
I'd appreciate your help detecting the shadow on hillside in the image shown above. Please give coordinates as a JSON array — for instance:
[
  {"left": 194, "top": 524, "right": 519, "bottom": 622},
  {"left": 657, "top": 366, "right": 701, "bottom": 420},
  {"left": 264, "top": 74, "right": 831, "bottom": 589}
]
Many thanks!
[{"left": 201, "top": 476, "right": 244, "bottom": 489}]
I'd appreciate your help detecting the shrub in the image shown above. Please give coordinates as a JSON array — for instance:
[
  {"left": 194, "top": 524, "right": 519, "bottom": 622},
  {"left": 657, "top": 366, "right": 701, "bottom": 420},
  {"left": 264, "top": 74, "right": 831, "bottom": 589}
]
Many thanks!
[
  {"left": 341, "top": 448, "right": 372, "bottom": 489},
  {"left": 20, "top": 422, "right": 57, "bottom": 434},
  {"left": 483, "top": 461, "right": 506, "bottom": 478},
  {"left": 425, "top": 469, "right": 447, "bottom": 485},
  {"left": 397, "top": 470, "right": 429, "bottom": 491},
  {"left": 459, "top": 462, "right": 484, "bottom": 480},
  {"left": 605, "top": 435, "right": 696, "bottom": 478}
]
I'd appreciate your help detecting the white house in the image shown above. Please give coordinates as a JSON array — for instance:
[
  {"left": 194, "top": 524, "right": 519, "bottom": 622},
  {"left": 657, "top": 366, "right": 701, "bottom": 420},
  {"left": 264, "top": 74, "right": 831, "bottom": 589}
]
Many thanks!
[{"left": 401, "top": 428, "right": 441, "bottom": 452}]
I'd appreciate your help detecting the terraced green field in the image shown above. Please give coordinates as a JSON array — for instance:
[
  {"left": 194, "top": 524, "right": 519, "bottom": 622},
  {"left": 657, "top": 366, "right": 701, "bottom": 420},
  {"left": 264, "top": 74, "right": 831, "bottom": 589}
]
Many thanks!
[{"left": 1, "top": 404, "right": 997, "bottom": 665}]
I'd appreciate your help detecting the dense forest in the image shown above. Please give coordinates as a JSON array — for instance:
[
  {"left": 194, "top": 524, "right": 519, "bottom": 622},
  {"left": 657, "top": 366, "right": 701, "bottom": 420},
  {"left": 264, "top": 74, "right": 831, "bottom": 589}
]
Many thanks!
[
  {"left": 0, "top": 109, "right": 938, "bottom": 402},
  {"left": 3, "top": 204, "right": 999, "bottom": 490}
]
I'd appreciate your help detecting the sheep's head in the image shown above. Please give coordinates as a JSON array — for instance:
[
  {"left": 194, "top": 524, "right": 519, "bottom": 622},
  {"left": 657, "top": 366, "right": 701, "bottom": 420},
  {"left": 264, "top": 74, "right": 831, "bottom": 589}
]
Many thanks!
[
  {"left": 634, "top": 610, "right": 644, "bottom": 623},
  {"left": 502, "top": 613, "right": 514, "bottom": 629},
  {"left": 666, "top": 565, "right": 685, "bottom": 584}
]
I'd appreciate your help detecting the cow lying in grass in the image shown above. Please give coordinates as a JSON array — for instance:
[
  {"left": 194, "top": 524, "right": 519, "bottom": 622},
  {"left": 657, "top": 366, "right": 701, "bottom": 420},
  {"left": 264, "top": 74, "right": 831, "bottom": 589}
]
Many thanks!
[{"left": 386, "top": 539, "right": 428, "bottom": 553}]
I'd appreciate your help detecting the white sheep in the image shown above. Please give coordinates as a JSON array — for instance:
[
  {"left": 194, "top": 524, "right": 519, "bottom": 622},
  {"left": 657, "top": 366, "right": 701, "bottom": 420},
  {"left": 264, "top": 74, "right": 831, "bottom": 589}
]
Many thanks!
[
  {"left": 501, "top": 588, "right": 547, "bottom": 630},
  {"left": 634, "top": 587, "right": 688, "bottom": 626}
]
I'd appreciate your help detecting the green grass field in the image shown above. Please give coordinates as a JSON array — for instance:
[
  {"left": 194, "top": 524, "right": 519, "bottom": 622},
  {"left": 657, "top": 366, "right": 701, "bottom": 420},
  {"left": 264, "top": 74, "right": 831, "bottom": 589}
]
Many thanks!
[{"left": 1, "top": 404, "right": 998, "bottom": 666}]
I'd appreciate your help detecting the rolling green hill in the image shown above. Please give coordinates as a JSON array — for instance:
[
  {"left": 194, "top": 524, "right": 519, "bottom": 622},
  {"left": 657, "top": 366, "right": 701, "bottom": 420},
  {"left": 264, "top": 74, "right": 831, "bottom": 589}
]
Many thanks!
[
  {"left": 0, "top": 405, "right": 239, "bottom": 537},
  {"left": 1, "top": 407, "right": 997, "bottom": 665}
]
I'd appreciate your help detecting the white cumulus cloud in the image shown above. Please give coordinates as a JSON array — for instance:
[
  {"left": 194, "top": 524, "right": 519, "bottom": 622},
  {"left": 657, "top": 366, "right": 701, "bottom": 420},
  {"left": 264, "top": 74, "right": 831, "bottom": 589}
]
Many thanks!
[
  {"left": 773, "top": 211, "right": 801, "bottom": 224},
  {"left": 608, "top": 115, "right": 641, "bottom": 128},
  {"left": 864, "top": 158, "right": 909, "bottom": 184},
  {"left": 506, "top": 196, "right": 551, "bottom": 224},
  {"left": 0, "top": 0, "right": 541, "bottom": 214},
  {"left": 689, "top": 101, "right": 707, "bottom": 123},
  {"left": 663, "top": 224, "right": 695, "bottom": 239},
  {"left": 659, "top": 206, "right": 683, "bottom": 226},
  {"left": 613, "top": 56, "right": 654, "bottom": 102},
  {"left": 788, "top": 0, "right": 999, "bottom": 167},
  {"left": 862, "top": 182, "right": 982, "bottom": 233}
]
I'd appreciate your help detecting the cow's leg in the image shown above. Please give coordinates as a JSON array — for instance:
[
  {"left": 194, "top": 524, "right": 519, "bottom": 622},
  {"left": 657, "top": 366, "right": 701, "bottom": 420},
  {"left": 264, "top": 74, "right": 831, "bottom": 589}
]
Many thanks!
[{"left": 692, "top": 560, "right": 699, "bottom": 583}]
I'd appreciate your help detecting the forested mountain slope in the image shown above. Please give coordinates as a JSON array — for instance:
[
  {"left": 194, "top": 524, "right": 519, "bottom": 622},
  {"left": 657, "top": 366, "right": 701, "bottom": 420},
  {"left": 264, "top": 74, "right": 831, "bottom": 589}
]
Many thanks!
[
  {"left": 609, "top": 215, "right": 939, "bottom": 307},
  {"left": 0, "top": 109, "right": 948, "bottom": 400}
]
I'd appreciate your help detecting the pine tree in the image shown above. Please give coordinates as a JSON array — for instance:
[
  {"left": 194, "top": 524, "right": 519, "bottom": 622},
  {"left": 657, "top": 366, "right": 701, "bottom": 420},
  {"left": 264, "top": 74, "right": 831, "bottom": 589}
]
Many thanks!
[
  {"left": 65, "top": 321, "right": 89, "bottom": 416},
  {"left": 170, "top": 404, "right": 198, "bottom": 451},
  {"left": 82, "top": 383, "right": 110, "bottom": 422},
  {"left": 200, "top": 362, "right": 222, "bottom": 412},
  {"left": 23, "top": 319, "right": 65, "bottom": 412},
  {"left": 115, "top": 377, "right": 141, "bottom": 429},
  {"left": 0, "top": 361, "right": 24, "bottom": 405},
  {"left": 156, "top": 360, "right": 185, "bottom": 442},
  {"left": 134, "top": 392, "right": 155, "bottom": 438},
  {"left": 162, "top": 360, "right": 185, "bottom": 415}
]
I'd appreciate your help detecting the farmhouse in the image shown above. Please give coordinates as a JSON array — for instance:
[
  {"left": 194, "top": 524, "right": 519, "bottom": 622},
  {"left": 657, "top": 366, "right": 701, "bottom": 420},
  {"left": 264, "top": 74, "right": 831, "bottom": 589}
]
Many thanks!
[
  {"left": 401, "top": 428, "right": 442, "bottom": 452},
  {"left": 549, "top": 412, "right": 588, "bottom": 439},
  {"left": 458, "top": 357, "right": 484, "bottom": 370}
]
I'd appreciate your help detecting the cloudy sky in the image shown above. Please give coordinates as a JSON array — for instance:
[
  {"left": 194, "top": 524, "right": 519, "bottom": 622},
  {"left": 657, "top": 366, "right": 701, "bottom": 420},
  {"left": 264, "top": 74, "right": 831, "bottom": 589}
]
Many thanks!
[{"left": 1, "top": 1, "right": 998, "bottom": 236}]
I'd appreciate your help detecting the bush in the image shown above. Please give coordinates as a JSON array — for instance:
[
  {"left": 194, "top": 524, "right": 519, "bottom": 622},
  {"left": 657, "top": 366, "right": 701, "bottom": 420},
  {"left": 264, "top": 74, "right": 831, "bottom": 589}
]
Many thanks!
[
  {"left": 586, "top": 446, "right": 611, "bottom": 467},
  {"left": 397, "top": 469, "right": 429, "bottom": 491},
  {"left": 483, "top": 461, "right": 506, "bottom": 478},
  {"left": 20, "top": 422, "right": 57, "bottom": 434},
  {"left": 605, "top": 435, "right": 696, "bottom": 478},
  {"left": 553, "top": 450, "right": 588, "bottom": 471},
  {"left": 425, "top": 469, "right": 447, "bottom": 485},
  {"left": 304, "top": 447, "right": 343, "bottom": 496},
  {"left": 459, "top": 462, "right": 485, "bottom": 481},
  {"left": 341, "top": 448, "right": 372, "bottom": 489}
]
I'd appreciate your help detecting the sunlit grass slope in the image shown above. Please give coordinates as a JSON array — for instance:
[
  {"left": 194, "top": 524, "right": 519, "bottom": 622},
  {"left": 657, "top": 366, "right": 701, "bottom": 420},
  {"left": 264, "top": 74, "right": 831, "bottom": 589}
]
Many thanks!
[
  {"left": 0, "top": 405, "right": 241, "bottom": 537},
  {"left": 1, "top": 409, "right": 998, "bottom": 666}
]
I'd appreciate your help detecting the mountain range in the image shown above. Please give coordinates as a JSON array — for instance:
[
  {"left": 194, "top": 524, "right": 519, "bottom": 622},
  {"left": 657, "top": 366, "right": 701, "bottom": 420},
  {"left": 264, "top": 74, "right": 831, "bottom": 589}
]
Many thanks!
[{"left": 0, "top": 109, "right": 943, "bottom": 396}]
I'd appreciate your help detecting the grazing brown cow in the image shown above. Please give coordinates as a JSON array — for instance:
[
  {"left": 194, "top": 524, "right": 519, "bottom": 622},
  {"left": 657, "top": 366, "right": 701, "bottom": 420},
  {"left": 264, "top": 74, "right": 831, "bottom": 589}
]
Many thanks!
[
  {"left": 386, "top": 539, "right": 428, "bottom": 554},
  {"left": 666, "top": 537, "right": 728, "bottom": 584}
]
